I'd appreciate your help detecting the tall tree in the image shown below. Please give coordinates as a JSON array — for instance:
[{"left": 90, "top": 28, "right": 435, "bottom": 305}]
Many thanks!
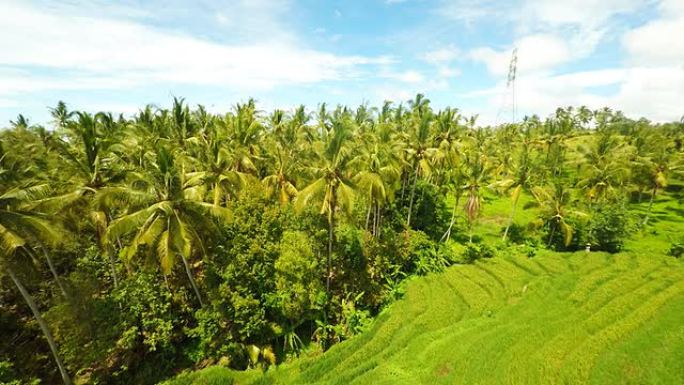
[
  {"left": 295, "top": 111, "right": 356, "bottom": 292},
  {"left": 0, "top": 183, "right": 72, "bottom": 385},
  {"left": 102, "top": 146, "right": 231, "bottom": 307}
]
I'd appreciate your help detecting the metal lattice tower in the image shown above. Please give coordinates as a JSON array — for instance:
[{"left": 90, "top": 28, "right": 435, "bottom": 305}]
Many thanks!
[{"left": 495, "top": 48, "right": 518, "bottom": 125}]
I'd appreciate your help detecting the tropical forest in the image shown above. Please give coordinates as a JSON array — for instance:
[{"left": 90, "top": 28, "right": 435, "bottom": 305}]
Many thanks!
[{"left": 1, "top": 95, "right": 683, "bottom": 384}]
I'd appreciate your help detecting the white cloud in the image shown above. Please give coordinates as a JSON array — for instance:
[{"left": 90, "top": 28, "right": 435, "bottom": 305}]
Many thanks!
[
  {"left": 0, "top": 98, "right": 19, "bottom": 108},
  {"left": 623, "top": 14, "right": 684, "bottom": 66},
  {"left": 440, "top": 0, "right": 646, "bottom": 63},
  {"left": 419, "top": 46, "right": 462, "bottom": 81},
  {"left": 469, "top": 34, "right": 572, "bottom": 76},
  {"left": 0, "top": 1, "right": 385, "bottom": 96},
  {"left": 660, "top": 0, "right": 684, "bottom": 15},
  {"left": 215, "top": 12, "right": 230, "bottom": 25},
  {"left": 472, "top": 66, "right": 684, "bottom": 123},
  {"left": 436, "top": 0, "right": 505, "bottom": 25},
  {"left": 438, "top": 66, "right": 461, "bottom": 78},
  {"left": 422, "top": 46, "right": 460, "bottom": 64},
  {"left": 388, "top": 70, "right": 425, "bottom": 83},
  {"left": 520, "top": 0, "right": 643, "bottom": 29}
]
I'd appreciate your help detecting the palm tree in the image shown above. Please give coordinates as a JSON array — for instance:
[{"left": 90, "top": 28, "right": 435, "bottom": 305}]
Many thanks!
[
  {"left": 46, "top": 111, "right": 125, "bottom": 287},
  {"left": 49, "top": 100, "right": 75, "bottom": 130},
  {"left": 9, "top": 114, "right": 31, "bottom": 130},
  {"left": 102, "top": 145, "right": 231, "bottom": 307},
  {"left": 262, "top": 144, "right": 300, "bottom": 205},
  {"left": 295, "top": 112, "right": 356, "bottom": 292},
  {"left": 461, "top": 128, "right": 494, "bottom": 242},
  {"left": 502, "top": 123, "right": 536, "bottom": 241},
  {"left": 405, "top": 94, "right": 437, "bottom": 227},
  {"left": 0, "top": 183, "right": 73, "bottom": 385},
  {"left": 531, "top": 184, "right": 585, "bottom": 248},
  {"left": 351, "top": 139, "right": 400, "bottom": 236},
  {"left": 628, "top": 127, "right": 682, "bottom": 226},
  {"left": 577, "top": 127, "right": 629, "bottom": 204},
  {"left": 262, "top": 107, "right": 308, "bottom": 205},
  {"left": 188, "top": 117, "right": 246, "bottom": 206}
]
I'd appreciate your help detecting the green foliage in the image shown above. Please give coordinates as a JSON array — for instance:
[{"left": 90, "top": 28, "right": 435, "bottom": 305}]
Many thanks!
[
  {"left": 405, "top": 181, "right": 451, "bottom": 239},
  {"left": 165, "top": 252, "right": 684, "bottom": 385},
  {"left": 398, "top": 230, "right": 448, "bottom": 275},
  {"left": 339, "top": 293, "right": 372, "bottom": 336},
  {"left": 460, "top": 242, "right": 496, "bottom": 264},
  {"left": 273, "top": 231, "right": 323, "bottom": 322},
  {"left": 0, "top": 360, "right": 38, "bottom": 385},
  {"left": 114, "top": 273, "right": 176, "bottom": 353},
  {"left": 668, "top": 240, "right": 684, "bottom": 258},
  {"left": 587, "top": 201, "right": 633, "bottom": 252},
  {"left": 2, "top": 98, "right": 684, "bottom": 385},
  {"left": 502, "top": 222, "right": 533, "bottom": 245}
]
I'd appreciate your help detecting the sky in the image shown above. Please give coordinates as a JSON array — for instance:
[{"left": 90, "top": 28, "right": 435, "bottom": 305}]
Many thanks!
[{"left": 1, "top": 0, "right": 683, "bottom": 126}]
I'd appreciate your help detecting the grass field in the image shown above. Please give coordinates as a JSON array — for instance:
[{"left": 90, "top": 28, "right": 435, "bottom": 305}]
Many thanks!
[{"left": 164, "top": 249, "right": 684, "bottom": 385}]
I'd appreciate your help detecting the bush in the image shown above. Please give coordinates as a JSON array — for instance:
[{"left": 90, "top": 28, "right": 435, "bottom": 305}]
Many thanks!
[
  {"left": 669, "top": 241, "right": 684, "bottom": 258},
  {"left": 399, "top": 230, "right": 449, "bottom": 274},
  {"left": 503, "top": 223, "right": 533, "bottom": 244},
  {"left": 461, "top": 242, "right": 496, "bottom": 264},
  {"left": 0, "top": 360, "right": 38, "bottom": 385},
  {"left": 587, "top": 202, "right": 632, "bottom": 253},
  {"left": 541, "top": 215, "right": 588, "bottom": 251},
  {"left": 390, "top": 181, "right": 450, "bottom": 240},
  {"left": 274, "top": 231, "right": 324, "bottom": 322}
]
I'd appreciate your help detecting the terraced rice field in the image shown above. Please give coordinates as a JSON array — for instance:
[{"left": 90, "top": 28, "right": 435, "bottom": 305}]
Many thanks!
[{"left": 165, "top": 251, "right": 684, "bottom": 385}]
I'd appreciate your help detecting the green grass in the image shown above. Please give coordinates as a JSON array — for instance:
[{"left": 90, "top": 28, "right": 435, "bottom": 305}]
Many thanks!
[
  {"left": 163, "top": 251, "right": 684, "bottom": 385},
  {"left": 165, "top": 179, "right": 684, "bottom": 385}
]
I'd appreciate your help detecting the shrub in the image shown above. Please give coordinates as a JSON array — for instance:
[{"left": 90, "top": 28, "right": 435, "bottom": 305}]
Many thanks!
[
  {"left": 461, "top": 242, "right": 496, "bottom": 264},
  {"left": 390, "top": 181, "right": 450, "bottom": 240},
  {"left": 542, "top": 215, "right": 589, "bottom": 251},
  {"left": 274, "top": 231, "right": 324, "bottom": 322},
  {"left": 398, "top": 230, "right": 448, "bottom": 274},
  {"left": 503, "top": 223, "right": 533, "bottom": 244},
  {"left": 669, "top": 241, "right": 684, "bottom": 258},
  {"left": 587, "top": 202, "right": 632, "bottom": 253}
]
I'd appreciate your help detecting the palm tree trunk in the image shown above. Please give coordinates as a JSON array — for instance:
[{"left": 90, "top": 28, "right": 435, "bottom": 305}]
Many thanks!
[
  {"left": 326, "top": 210, "right": 334, "bottom": 293},
  {"left": 6, "top": 266, "right": 73, "bottom": 385},
  {"left": 378, "top": 204, "right": 383, "bottom": 234},
  {"left": 100, "top": 215, "right": 119, "bottom": 288},
  {"left": 642, "top": 186, "right": 658, "bottom": 226},
  {"left": 400, "top": 171, "right": 408, "bottom": 201},
  {"left": 547, "top": 221, "right": 557, "bottom": 248},
  {"left": 502, "top": 198, "right": 519, "bottom": 241},
  {"left": 106, "top": 246, "right": 119, "bottom": 288},
  {"left": 442, "top": 190, "right": 462, "bottom": 242},
  {"left": 365, "top": 201, "right": 372, "bottom": 231},
  {"left": 373, "top": 203, "right": 380, "bottom": 237},
  {"left": 41, "top": 248, "right": 69, "bottom": 300},
  {"left": 27, "top": 247, "right": 70, "bottom": 300},
  {"left": 326, "top": 185, "right": 337, "bottom": 293},
  {"left": 442, "top": 196, "right": 457, "bottom": 242},
  {"left": 179, "top": 253, "right": 204, "bottom": 307},
  {"left": 406, "top": 162, "right": 420, "bottom": 227},
  {"left": 162, "top": 272, "right": 172, "bottom": 292},
  {"left": 213, "top": 182, "right": 222, "bottom": 206}
]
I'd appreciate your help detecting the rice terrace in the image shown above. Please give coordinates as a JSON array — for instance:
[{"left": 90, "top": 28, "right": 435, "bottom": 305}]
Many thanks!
[{"left": 1, "top": 1, "right": 683, "bottom": 384}]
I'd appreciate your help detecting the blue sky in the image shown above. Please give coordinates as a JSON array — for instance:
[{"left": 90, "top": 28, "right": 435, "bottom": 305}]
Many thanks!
[{"left": 1, "top": 0, "right": 683, "bottom": 126}]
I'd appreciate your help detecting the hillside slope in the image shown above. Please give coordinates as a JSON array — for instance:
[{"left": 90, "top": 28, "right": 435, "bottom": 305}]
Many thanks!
[{"left": 165, "top": 251, "right": 684, "bottom": 385}]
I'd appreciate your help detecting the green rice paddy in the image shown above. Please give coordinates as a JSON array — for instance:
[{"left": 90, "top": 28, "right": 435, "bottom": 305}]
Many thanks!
[{"left": 165, "top": 250, "right": 684, "bottom": 385}]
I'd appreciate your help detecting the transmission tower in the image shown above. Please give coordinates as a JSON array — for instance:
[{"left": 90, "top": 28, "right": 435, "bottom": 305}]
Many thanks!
[{"left": 495, "top": 48, "right": 518, "bottom": 125}]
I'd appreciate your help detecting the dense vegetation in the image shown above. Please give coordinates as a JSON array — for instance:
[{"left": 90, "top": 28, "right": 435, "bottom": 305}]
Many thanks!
[
  {"left": 1, "top": 96, "right": 683, "bottom": 384},
  {"left": 165, "top": 251, "right": 684, "bottom": 385}
]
